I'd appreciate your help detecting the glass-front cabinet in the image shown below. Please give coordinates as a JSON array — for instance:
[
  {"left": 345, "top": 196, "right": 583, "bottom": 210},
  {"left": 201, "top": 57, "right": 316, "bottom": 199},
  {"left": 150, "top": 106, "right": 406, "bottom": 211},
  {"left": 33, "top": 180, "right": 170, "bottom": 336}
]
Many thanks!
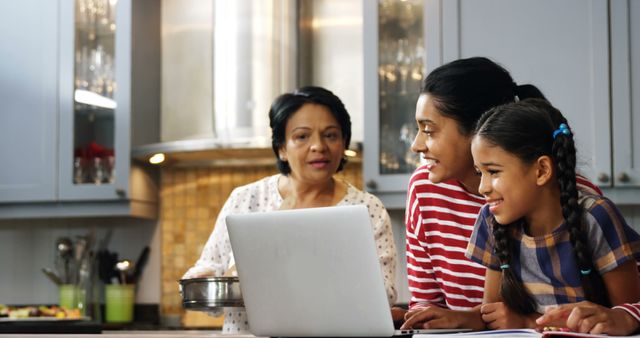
[
  {"left": 0, "top": 0, "right": 158, "bottom": 217},
  {"left": 58, "top": 0, "right": 128, "bottom": 200},
  {"left": 72, "top": 0, "right": 117, "bottom": 186},
  {"left": 363, "top": 0, "right": 425, "bottom": 208},
  {"left": 58, "top": 0, "right": 159, "bottom": 209}
]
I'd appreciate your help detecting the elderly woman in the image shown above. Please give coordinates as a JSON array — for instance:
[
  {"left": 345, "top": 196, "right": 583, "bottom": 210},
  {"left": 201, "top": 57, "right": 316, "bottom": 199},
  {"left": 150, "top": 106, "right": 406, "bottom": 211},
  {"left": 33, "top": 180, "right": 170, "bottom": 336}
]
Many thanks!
[{"left": 182, "top": 86, "right": 397, "bottom": 333}]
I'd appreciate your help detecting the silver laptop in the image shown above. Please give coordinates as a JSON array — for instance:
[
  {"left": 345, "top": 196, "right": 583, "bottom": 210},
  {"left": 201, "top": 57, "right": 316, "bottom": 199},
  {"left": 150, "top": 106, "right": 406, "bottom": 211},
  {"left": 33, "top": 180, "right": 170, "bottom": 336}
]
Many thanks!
[{"left": 226, "top": 205, "right": 470, "bottom": 337}]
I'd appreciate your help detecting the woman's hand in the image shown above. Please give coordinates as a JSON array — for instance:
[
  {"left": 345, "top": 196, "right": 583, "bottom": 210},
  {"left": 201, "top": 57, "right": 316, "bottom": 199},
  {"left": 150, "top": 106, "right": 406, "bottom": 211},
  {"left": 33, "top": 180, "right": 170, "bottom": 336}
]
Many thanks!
[
  {"left": 401, "top": 306, "right": 485, "bottom": 331},
  {"left": 536, "top": 301, "right": 640, "bottom": 335},
  {"left": 391, "top": 307, "right": 407, "bottom": 328},
  {"left": 391, "top": 307, "right": 407, "bottom": 321},
  {"left": 180, "top": 266, "right": 224, "bottom": 317},
  {"left": 481, "top": 302, "right": 539, "bottom": 329},
  {"left": 181, "top": 266, "right": 216, "bottom": 279}
]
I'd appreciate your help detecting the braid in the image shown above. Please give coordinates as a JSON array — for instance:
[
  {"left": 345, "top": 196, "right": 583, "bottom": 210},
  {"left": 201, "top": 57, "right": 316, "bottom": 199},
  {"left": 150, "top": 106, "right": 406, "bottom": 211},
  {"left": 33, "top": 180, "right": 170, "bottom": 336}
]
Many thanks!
[
  {"left": 493, "top": 219, "right": 537, "bottom": 314},
  {"left": 552, "top": 126, "right": 610, "bottom": 307}
]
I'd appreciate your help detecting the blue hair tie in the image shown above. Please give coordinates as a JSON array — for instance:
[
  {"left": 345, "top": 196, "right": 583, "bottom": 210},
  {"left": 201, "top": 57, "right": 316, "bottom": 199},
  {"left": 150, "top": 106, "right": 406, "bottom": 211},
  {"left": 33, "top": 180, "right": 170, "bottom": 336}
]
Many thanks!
[
  {"left": 553, "top": 123, "right": 571, "bottom": 139},
  {"left": 500, "top": 264, "right": 510, "bottom": 270},
  {"left": 580, "top": 269, "right": 592, "bottom": 275}
]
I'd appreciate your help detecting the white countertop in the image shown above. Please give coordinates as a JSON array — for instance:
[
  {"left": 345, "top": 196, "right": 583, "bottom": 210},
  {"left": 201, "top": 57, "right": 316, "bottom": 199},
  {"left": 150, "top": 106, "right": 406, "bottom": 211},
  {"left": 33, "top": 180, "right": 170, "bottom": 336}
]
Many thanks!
[{"left": 0, "top": 330, "right": 261, "bottom": 338}]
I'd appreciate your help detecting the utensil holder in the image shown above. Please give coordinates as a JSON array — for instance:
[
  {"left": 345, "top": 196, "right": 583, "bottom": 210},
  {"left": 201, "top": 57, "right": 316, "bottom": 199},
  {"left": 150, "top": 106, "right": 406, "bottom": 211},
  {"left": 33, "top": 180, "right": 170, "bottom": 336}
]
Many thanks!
[
  {"left": 59, "top": 284, "right": 86, "bottom": 315},
  {"left": 105, "top": 284, "right": 135, "bottom": 323}
]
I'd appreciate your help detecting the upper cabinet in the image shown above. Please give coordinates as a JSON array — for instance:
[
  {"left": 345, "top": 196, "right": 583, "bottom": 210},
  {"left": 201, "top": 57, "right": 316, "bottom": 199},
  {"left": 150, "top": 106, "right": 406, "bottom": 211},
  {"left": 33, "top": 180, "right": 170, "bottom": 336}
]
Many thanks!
[
  {"left": 610, "top": 0, "right": 640, "bottom": 189},
  {"left": 0, "top": 0, "right": 160, "bottom": 218},
  {"left": 364, "top": 0, "right": 640, "bottom": 207},
  {"left": 0, "top": 0, "right": 58, "bottom": 203},
  {"left": 363, "top": 0, "right": 426, "bottom": 208}
]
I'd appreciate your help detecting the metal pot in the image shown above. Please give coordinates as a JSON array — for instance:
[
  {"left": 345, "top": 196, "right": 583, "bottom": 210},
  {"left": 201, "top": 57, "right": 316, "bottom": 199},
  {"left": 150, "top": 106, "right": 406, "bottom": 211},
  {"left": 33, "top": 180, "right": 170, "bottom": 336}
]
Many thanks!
[{"left": 179, "top": 277, "right": 244, "bottom": 310}]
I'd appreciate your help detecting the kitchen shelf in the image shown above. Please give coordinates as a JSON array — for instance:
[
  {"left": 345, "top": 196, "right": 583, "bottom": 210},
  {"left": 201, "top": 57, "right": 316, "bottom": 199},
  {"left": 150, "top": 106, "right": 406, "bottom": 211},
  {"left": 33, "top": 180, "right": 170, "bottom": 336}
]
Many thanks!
[{"left": 132, "top": 139, "right": 362, "bottom": 168}]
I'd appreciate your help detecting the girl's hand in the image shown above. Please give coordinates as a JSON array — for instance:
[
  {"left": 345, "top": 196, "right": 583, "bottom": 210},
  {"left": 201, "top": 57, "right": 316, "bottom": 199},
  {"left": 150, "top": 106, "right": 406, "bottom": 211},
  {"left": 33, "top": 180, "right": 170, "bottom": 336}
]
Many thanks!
[
  {"left": 481, "top": 302, "right": 539, "bottom": 329},
  {"left": 401, "top": 306, "right": 485, "bottom": 331},
  {"left": 401, "top": 307, "right": 461, "bottom": 330},
  {"left": 536, "top": 301, "right": 640, "bottom": 336}
]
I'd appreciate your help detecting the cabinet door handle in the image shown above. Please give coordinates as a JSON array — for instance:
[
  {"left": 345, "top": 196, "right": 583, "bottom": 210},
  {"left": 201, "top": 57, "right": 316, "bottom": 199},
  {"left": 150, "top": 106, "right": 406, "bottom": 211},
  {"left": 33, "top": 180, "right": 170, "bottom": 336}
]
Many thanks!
[
  {"left": 618, "top": 172, "right": 631, "bottom": 183},
  {"left": 365, "top": 179, "right": 378, "bottom": 191},
  {"left": 115, "top": 188, "right": 126, "bottom": 197},
  {"left": 597, "top": 173, "right": 610, "bottom": 183}
]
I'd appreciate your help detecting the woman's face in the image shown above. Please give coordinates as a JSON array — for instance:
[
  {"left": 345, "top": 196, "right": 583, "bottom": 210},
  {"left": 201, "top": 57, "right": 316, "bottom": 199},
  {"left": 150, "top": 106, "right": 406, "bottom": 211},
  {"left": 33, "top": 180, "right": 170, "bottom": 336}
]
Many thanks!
[
  {"left": 411, "top": 93, "right": 476, "bottom": 184},
  {"left": 471, "top": 135, "right": 539, "bottom": 225},
  {"left": 279, "top": 103, "right": 345, "bottom": 185}
]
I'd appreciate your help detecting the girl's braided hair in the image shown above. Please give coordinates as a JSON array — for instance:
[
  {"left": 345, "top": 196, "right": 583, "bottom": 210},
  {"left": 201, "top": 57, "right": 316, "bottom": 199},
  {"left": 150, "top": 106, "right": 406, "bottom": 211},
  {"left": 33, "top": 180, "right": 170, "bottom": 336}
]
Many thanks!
[{"left": 474, "top": 98, "right": 609, "bottom": 314}]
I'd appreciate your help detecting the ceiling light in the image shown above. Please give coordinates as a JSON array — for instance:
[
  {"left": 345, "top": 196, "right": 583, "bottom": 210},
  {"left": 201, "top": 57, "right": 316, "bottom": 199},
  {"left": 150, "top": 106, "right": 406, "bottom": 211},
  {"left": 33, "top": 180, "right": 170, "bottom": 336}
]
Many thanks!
[
  {"left": 149, "top": 153, "right": 165, "bottom": 164},
  {"left": 344, "top": 149, "right": 357, "bottom": 157}
]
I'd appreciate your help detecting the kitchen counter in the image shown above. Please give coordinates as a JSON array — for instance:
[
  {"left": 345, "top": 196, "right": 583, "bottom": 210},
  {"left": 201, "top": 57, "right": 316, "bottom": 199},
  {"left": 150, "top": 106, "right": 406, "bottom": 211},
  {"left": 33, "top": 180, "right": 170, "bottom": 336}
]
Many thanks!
[{"left": 0, "top": 331, "right": 260, "bottom": 338}]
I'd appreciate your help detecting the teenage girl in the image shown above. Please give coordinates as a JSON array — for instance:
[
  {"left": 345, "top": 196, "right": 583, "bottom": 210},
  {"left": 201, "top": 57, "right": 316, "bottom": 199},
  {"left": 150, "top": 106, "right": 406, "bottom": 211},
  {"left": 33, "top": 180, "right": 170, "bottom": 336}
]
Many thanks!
[{"left": 467, "top": 98, "right": 640, "bottom": 332}]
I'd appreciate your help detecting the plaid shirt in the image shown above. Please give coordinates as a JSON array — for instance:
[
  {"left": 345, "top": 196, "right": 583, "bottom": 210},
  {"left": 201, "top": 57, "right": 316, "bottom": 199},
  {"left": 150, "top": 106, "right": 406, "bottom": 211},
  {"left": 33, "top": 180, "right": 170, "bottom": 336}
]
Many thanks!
[{"left": 466, "top": 194, "right": 640, "bottom": 312}]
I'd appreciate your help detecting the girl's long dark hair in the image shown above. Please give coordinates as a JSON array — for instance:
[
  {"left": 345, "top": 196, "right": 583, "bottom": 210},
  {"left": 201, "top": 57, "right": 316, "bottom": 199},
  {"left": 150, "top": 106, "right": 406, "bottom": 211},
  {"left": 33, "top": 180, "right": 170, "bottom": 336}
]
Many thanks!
[
  {"left": 422, "top": 57, "right": 546, "bottom": 135},
  {"left": 474, "top": 98, "right": 609, "bottom": 314}
]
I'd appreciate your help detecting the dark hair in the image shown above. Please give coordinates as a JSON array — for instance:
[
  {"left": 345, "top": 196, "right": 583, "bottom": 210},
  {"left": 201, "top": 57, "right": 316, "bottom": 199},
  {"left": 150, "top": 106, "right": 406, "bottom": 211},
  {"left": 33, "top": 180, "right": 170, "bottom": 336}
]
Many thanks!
[
  {"left": 269, "top": 86, "right": 351, "bottom": 175},
  {"left": 474, "top": 98, "right": 609, "bottom": 314},
  {"left": 422, "top": 57, "right": 546, "bottom": 135}
]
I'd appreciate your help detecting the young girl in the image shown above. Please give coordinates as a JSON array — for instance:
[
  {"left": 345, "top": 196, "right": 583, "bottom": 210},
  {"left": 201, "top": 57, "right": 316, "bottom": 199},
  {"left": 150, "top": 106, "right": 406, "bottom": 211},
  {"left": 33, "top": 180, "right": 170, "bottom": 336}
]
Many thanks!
[{"left": 467, "top": 98, "right": 640, "bottom": 332}]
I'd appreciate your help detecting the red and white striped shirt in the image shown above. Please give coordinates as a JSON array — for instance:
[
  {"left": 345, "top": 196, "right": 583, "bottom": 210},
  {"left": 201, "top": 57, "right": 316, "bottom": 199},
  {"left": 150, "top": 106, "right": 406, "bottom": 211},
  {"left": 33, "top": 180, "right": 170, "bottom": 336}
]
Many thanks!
[
  {"left": 614, "top": 303, "right": 640, "bottom": 324},
  {"left": 405, "top": 166, "right": 602, "bottom": 311}
]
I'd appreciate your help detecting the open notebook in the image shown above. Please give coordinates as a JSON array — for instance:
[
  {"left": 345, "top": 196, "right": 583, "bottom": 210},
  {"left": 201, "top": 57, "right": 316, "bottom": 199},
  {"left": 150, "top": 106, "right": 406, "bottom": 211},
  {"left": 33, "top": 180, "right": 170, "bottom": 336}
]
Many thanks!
[{"left": 414, "top": 328, "right": 640, "bottom": 338}]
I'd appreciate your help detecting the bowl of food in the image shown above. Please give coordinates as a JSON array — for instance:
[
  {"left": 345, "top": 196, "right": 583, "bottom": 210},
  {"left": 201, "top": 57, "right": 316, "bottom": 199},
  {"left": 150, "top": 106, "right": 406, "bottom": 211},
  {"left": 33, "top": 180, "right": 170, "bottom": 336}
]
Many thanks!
[{"left": 179, "top": 277, "right": 244, "bottom": 310}]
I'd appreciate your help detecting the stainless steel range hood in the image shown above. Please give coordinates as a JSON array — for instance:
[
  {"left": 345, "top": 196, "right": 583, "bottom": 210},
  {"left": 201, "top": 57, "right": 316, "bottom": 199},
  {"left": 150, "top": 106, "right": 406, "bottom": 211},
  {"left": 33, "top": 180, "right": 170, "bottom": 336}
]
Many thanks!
[{"left": 133, "top": 0, "right": 297, "bottom": 163}]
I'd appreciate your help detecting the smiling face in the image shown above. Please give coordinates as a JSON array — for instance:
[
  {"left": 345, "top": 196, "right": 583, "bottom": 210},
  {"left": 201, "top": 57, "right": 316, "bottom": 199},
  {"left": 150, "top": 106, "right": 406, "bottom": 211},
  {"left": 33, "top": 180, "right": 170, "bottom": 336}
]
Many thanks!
[
  {"left": 471, "top": 135, "right": 541, "bottom": 225},
  {"left": 278, "top": 103, "right": 345, "bottom": 185},
  {"left": 411, "top": 94, "right": 478, "bottom": 187}
]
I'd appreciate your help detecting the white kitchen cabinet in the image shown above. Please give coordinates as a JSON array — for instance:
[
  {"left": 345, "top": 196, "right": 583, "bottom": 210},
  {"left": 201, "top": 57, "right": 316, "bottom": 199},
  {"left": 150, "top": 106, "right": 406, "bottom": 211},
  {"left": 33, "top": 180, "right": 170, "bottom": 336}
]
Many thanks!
[
  {"left": 0, "top": 0, "right": 160, "bottom": 218},
  {"left": 364, "top": 0, "right": 640, "bottom": 207}
]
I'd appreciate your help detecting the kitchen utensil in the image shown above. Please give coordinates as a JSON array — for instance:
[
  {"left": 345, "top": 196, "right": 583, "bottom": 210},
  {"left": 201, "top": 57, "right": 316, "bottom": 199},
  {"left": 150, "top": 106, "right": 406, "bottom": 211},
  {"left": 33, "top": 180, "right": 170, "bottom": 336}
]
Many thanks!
[
  {"left": 55, "top": 237, "right": 74, "bottom": 283},
  {"left": 71, "top": 235, "right": 88, "bottom": 285},
  {"left": 131, "top": 246, "right": 150, "bottom": 283},
  {"left": 179, "top": 277, "right": 244, "bottom": 310},
  {"left": 97, "top": 250, "right": 120, "bottom": 284},
  {"left": 114, "top": 259, "right": 133, "bottom": 284},
  {"left": 97, "top": 250, "right": 111, "bottom": 284},
  {"left": 56, "top": 237, "right": 73, "bottom": 257},
  {"left": 41, "top": 268, "right": 63, "bottom": 285},
  {"left": 74, "top": 236, "right": 88, "bottom": 262},
  {"left": 97, "top": 229, "right": 113, "bottom": 251}
]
